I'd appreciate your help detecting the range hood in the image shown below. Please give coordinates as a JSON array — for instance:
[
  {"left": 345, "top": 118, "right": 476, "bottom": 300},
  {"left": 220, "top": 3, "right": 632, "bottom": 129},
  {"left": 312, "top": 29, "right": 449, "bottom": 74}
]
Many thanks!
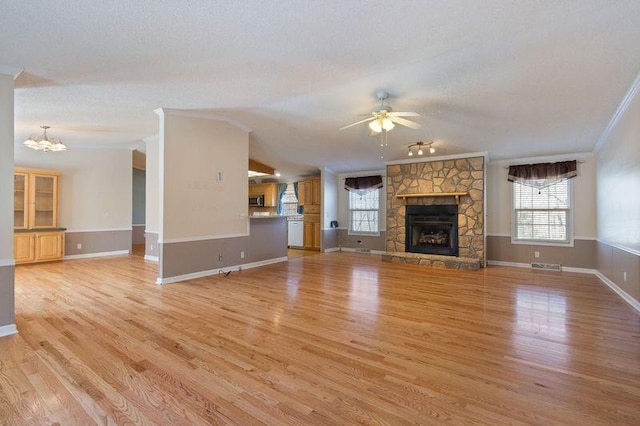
[{"left": 248, "top": 158, "right": 275, "bottom": 178}]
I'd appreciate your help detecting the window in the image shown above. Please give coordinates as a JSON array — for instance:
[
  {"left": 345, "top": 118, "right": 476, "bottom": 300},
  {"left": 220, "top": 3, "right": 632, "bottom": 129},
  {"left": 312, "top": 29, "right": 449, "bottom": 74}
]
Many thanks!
[
  {"left": 512, "top": 179, "right": 571, "bottom": 244},
  {"left": 349, "top": 189, "right": 380, "bottom": 235},
  {"left": 281, "top": 183, "right": 299, "bottom": 216}
]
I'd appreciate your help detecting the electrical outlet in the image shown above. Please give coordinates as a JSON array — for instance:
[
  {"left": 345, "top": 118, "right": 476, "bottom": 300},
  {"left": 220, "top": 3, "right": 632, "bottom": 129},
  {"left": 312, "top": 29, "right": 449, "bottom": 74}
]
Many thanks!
[
  {"left": 240, "top": 251, "right": 245, "bottom": 259},
  {"left": 534, "top": 251, "right": 540, "bottom": 258},
  {"left": 77, "top": 243, "right": 82, "bottom": 250},
  {"left": 623, "top": 272, "right": 627, "bottom": 282}
]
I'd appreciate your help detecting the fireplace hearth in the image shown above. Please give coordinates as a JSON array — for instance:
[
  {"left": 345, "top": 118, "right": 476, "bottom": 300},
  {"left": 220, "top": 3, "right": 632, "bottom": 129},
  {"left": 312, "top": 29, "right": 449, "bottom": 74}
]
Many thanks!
[{"left": 405, "top": 204, "right": 458, "bottom": 256}]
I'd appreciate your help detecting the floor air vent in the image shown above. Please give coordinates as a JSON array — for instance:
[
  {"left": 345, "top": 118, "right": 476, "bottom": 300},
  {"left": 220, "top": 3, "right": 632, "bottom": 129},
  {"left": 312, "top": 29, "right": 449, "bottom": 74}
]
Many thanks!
[
  {"left": 531, "top": 262, "right": 562, "bottom": 271},
  {"left": 355, "top": 248, "right": 371, "bottom": 253}
]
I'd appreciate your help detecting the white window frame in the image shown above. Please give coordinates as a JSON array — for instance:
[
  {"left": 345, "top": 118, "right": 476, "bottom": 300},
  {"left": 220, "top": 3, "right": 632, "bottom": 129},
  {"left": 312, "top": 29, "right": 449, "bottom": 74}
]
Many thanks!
[
  {"left": 511, "top": 179, "right": 574, "bottom": 247},
  {"left": 348, "top": 188, "right": 381, "bottom": 236},
  {"left": 280, "top": 183, "right": 299, "bottom": 217}
]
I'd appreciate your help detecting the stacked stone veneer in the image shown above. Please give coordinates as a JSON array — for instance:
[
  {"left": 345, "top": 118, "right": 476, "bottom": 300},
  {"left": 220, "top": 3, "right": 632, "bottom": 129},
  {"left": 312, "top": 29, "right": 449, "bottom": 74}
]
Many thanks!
[{"left": 386, "top": 156, "right": 485, "bottom": 265}]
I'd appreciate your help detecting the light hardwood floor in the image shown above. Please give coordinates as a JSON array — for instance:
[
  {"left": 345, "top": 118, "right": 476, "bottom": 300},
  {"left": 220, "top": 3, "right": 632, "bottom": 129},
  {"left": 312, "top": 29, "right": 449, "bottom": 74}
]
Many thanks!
[{"left": 1, "top": 252, "right": 639, "bottom": 425}]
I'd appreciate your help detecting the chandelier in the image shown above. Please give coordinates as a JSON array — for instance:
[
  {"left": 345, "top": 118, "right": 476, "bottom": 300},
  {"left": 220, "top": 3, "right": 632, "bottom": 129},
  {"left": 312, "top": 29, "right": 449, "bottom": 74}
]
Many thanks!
[
  {"left": 24, "top": 126, "right": 66, "bottom": 152},
  {"left": 407, "top": 141, "right": 435, "bottom": 157}
]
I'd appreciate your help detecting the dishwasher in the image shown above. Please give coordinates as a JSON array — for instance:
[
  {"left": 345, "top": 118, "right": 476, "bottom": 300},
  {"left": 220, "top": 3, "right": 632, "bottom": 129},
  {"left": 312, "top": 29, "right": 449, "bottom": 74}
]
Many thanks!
[{"left": 287, "top": 220, "right": 304, "bottom": 248}]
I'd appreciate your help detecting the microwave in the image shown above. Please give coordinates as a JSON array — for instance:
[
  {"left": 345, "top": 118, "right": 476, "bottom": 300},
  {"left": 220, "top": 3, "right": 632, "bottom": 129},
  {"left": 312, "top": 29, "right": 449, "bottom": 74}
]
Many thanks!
[{"left": 249, "top": 195, "right": 264, "bottom": 206}]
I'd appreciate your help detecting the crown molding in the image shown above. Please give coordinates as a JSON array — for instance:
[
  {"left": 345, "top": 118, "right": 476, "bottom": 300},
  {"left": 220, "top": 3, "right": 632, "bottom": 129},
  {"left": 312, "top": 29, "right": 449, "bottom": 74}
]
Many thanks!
[
  {"left": 594, "top": 70, "right": 640, "bottom": 153},
  {"left": 337, "top": 169, "right": 385, "bottom": 178},
  {"left": 154, "top": 108, "right": 252, "bottom": 133},
  {"left": 0, "top": 65, "right": 22, "bottom": 78},
  {"left": 489, "top": 151, "right": 594, "bottom": 165}
]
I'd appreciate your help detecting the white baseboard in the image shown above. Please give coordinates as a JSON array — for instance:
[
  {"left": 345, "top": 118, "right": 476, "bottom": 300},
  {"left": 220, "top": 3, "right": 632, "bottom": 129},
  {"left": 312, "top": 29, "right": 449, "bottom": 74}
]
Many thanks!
[
  {"left": 339, "top": 247, "right": 386, "bottom": 255},
  {"left": 157, "top": 256, "right": 288, "bottom": 285},
  {"left": 65, "top": 250, "right": 130, "bottom": 260},
  {"left": 0, "top": 324, "right": 18, "bottom": 338},
  {"left": 595, "top": 272, "right": 640, "bottom": 313},
  {"left": 144, "top": 255, "right": 159, "bottom": 262},
  {"left": 323, "top": 247, "right": 340, "bottom": 253},
  {"left": 488, "top": 260, "right": 639, "bottom": 313},
  {"left": 487, "top": 260, "right": 530, "bottom": 268},
  {"left": 487, "top": 260, "right": 597, "bottom": 274}
]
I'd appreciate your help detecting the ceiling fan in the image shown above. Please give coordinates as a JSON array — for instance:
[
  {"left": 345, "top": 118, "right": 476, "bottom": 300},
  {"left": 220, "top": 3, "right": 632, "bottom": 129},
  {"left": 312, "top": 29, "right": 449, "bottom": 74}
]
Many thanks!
[{"left": 340, "top": 90, "right": 421, "bottom": 133}]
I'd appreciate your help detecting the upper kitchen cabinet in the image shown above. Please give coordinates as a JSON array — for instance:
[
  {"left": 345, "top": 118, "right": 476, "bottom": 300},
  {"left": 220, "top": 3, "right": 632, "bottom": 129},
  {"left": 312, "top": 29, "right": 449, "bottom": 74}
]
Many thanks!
[
  {"left": 249, "top": 182, "right": 277, "bottom": 207},
  {"left": 15, "top": 168, "right": 60, "bottom": 229},
  {"left": 14, "top": 170, "right": 29, "bottom": 229},
  {"left": 298, "top": 177, "right": 320, "bottom": 206}
]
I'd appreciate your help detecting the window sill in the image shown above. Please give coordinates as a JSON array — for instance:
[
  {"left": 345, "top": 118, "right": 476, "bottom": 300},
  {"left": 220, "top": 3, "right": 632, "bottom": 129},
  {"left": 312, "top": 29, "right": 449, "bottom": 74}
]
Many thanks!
[
  {"left": 348, "top": 231, "right": 381, "bottom": 237},
  {"left": 510, "top": 238, "right": 574, "bottom": 248}
]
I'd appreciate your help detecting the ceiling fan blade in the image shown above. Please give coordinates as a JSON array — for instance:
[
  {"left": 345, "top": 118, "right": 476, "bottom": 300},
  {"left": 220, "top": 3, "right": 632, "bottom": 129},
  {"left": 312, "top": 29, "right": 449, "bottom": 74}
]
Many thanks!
[
  {"left": 339, "top": 116, "right": 375, "bottom": 130},
  {"left": 389, "top": 111, "right": 419, "bottom": 117},
  {"left": 389, "top": 116, "right": 422, "bottom": 129}
]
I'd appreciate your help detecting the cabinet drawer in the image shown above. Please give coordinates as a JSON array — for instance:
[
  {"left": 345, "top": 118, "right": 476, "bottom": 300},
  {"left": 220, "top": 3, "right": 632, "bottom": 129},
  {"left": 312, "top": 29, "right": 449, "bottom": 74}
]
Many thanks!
[
  {"left": 304, "top": 204, "right": 320, "bottom": 214},
  {"left": 304, "top": 213, "right": 320, "bottom": 223}
]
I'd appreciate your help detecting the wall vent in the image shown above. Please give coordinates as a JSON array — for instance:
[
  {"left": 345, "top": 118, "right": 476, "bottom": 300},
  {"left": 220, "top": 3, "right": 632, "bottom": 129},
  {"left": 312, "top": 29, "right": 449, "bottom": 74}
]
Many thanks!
[
  {"left": 531, "top": 262, "right": 562, "bottom": 271},
  {"left": 355, "top": 248, "right": 371, "bottom": 254}
]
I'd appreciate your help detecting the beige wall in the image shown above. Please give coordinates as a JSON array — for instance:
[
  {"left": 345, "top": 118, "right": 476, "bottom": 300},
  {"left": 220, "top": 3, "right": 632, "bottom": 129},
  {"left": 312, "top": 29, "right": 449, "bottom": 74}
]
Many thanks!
[
  {"left": 0, "top": 73, "right": 14, "bottom": 262},
  {"left": 596, "top": 89, "right": 640, "bottom": 254},
  {"left": 145, "top": 135, "right": 159, "bottom": 234},
  {"left": 0, "top": 71, "right": 15, "bottom": 330},
  {"left": 337, "top": 170, "right": 386, "bottom": 232},
  {"left": 321, "top": 168, "right": 338, "bottom": 250},
  {"left": 486, "top": 155, "right": 597, "bottom": 268},
  {"left": 486, "top": 156, "right": 597, "bottom": 238},
  {"left": 14, "top": 146, "right": 132, "bottom": 232},
  {"left": 159, "top": 112, "right": 249, "bottom": 242},
  {"left": 596, "top": 76, "right": 640, "bottom": 304}
]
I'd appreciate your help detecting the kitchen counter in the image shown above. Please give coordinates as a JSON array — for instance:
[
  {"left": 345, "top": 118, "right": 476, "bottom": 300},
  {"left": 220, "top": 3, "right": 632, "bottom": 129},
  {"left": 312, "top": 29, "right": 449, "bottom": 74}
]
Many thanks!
[
  {"left": 15, "top": 227, "right": 67, "bottom": 233},
  {"left": 250, "top": 215, "right": 287, "bottom": 220}
]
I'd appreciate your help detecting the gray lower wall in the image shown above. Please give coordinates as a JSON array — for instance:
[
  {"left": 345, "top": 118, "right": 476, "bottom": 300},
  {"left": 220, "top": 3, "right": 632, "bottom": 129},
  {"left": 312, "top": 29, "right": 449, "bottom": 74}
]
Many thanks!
[
  {"left": 597, "top": 241, "right": 639, "bottom": 304},
  {"left": 160, "top": 217, "right": 287, "bottom": 280},
  {"left": 65, "top": 230, "right": 132, "bottom": 257},
  {"left": 322, "top": 228, "right": 339, "bottom": 251},
  {"left": 247, "top": 217, "right": 287, "bottom": 263},
  {"left": 145, "top": 232, "right": 158, "bottom": 259},
  {"left": 0, "top": 264, "right": 15, "bottom": 327},
  {"left": 487, "top": 236, "right": 597, "bottom": 269},
  {"left": 337, "top": 229, "right": 387, "bottom": 252},
  {"left": 132, "top": 225, "right": 145, "bottom": 245}
]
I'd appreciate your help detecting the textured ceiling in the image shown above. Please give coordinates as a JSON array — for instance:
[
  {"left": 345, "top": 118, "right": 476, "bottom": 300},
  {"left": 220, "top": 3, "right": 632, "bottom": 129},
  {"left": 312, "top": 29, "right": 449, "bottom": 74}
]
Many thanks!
[{"left": 2, "top": 1, "right": 640, "bottom": 178}]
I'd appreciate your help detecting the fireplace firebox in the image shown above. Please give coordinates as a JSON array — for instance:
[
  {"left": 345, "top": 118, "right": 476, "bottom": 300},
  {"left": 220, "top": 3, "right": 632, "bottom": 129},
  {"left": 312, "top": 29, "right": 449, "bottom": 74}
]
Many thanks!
[{"left": 405, "top": 204, "right": 458, "bottom": 256}]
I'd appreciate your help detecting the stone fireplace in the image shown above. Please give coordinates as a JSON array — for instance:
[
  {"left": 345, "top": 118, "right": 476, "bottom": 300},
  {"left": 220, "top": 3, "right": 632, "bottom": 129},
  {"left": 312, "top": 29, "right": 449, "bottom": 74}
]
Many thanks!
[{"left": 385, "top": 156, "right": 485, "bottom": 269}]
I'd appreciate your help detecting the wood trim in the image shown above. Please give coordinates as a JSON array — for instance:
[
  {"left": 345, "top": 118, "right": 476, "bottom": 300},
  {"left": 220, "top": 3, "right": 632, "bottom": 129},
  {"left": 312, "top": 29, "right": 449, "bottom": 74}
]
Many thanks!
[
  {"left": 396, "top": 191, "right": 468, "bottom": 204},
  {"left": 248, "top": 158, "right": 275, "bottom": 175}
]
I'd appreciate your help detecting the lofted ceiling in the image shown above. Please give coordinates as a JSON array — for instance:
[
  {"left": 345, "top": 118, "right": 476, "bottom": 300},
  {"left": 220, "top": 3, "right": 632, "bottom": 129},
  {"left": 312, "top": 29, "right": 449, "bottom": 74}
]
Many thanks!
[{"left": 2, "top": 1, "right": 640, "bottom": 178}]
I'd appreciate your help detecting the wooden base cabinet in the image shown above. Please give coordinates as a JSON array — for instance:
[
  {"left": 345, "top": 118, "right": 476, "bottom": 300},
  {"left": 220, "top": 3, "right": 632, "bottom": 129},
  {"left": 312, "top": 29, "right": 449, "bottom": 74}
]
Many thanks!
[
  {"left": 14, "top": 233, "right": 36, "bottom": 264},
  {"left": 303, "top": 220, "right": 321, "bottom": 250},
  {"left": 14, "top": 231, "right": 65, "bottom": 264}
]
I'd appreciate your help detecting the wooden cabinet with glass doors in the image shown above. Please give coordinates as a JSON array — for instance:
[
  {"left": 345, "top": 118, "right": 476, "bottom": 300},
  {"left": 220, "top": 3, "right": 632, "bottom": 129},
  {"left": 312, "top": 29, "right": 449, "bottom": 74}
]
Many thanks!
[{"left": 14, "top": 168, "right": 65, "bottom": 264}]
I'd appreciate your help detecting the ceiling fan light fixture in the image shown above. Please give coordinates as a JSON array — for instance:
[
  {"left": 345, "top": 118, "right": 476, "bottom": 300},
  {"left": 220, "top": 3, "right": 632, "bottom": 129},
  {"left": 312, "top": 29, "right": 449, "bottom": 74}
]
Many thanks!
[
  {"left": 382, "top": 117, "right": 395, "bottom": 131},
  {"left": 368, "top": 119, "right": 382, "bottom": 133}
]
